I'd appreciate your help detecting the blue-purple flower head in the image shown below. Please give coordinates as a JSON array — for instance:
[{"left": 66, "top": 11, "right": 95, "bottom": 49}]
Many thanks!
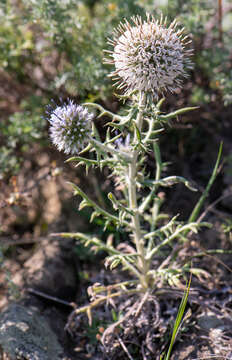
[{"left": 46, "top": 99, "right": 94, "bottom": 154}]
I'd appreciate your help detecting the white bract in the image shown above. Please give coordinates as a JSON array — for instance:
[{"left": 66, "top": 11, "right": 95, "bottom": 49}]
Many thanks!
[
  {"left": 105, "top": 13, "right": 193, "bottom": 98},
  {"left": 47, "top": 99, "right": 93, "bottom": 154}
]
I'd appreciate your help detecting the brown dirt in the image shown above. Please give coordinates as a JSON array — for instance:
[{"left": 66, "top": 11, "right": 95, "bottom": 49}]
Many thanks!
[{"left": 0, "top": 107, "right": 232, "bottom": 360}]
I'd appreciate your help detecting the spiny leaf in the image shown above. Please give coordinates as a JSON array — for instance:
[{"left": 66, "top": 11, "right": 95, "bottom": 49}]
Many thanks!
[
  {"left": 66, "top": 156, "right": 98, "bottom": 169},
  {"left": 156, "top": 97, "right": 165, "bottom": 110},
  {"left": 158, "top": 106, "right": 199, "bottom": 121},
  {"left": 110, "top": 258, "right": 121, "bottom": 270},
  {"left": 79, "top": 142, "right": 92, "bottom": 155},
  {"left": 108, "top": 192, "right": 134, "bottom": 215},
  {"left": 83, "top": 102, "right": 122, "bottom": 122},
  {"left": 146, "top": 221, "right": 211, "bottom": 260},
  {"left": 79, "top": 199, "right": 90, "bottom": 210},
  {"left": 67, "top": 182, "right": 124, "bottom": 226},
  {"left": 105, "top": 133, "right": 122, "bottom": 145},
  {"left": 105, "top": 127, "right": 111, "bottom": 143},
  {"left": 90, "top": 211, "right": 99, "bottom": 223},
  {"left": 92, "top": 122, "right": 101, "bottom": 142},
  {"left": 133, "top": 122, "right": 142, "bottom": 143},
  {"left": 144, "top": 176, "right": 197, "bottom": 192},
  {"left": 106, "top": 122, "right": 124, "bottom": 130}
]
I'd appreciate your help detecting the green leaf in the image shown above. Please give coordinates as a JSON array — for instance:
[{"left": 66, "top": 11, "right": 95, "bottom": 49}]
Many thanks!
[
  {"left": 158, "top": 106, "right": 199, "bottom": 121},
  {"left": 162, "top": 276, "right": 192, "bottom": 360},
  {"left": 90, "top": 211, "right": 99, "bottom": 223},
  {"left": 186, "top": 142, "right": 223, "bottom": 228},
  {"left": 105, "top": 133, "right": 122, "bottom": 145},
  {"left": 67, "top": 182, "right": 125, "bottom": 227},
  {"left": 133, "top": 122, "right": 141, "bottom": 143},
  {"left": 108, "top": 192, "right": 118, "bottom": 210},
  {"left": 79, "top": 199, "right": 90, "bottom": 210},
  {"left": 144, "top": 176, "right": 197, "bottom": 192},
  {"left": 146, "top": 221, "right": 210, "bottom": 260},
  {"left": 156, "top": 97, "right": 165, "bottom": 110},
  {"left": 66, "top": 156, "right": 95, "bottom": 164},
  {"left": 79, "top": 143, "right": 92, "bottom": 155},
  {"left": 106, "top": 122, "right": 124, "bottom": 131},
  {"left": 110, "top": 258, "right": 121, "bottom": 270},
  {"left": 92, "top": 122, "right": 101, "bottom": 142},
  {"left": 83, "top": 102, "right": 123, "bottom": 122}
]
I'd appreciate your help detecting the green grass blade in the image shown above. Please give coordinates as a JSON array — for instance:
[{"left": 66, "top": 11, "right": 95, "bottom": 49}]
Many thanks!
[
  {"left": 184, "top": 142, "right": 223, "bottom": 236},
  {"left": 161, "top": 275, "right": 192, "bottom": 360}
]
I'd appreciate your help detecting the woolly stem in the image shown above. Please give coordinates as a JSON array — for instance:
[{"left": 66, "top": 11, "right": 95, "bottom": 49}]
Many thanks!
[{"left": 127, "top": 92, "right": 149, "bottom": 288}]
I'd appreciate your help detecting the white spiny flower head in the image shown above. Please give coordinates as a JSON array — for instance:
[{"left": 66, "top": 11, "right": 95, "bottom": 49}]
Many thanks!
[
  {"left": 105, "top": 13, "right": 193, "bottom": 99},
  {"left": 46, "top": 99, "right": 93, "bottom": 154}
]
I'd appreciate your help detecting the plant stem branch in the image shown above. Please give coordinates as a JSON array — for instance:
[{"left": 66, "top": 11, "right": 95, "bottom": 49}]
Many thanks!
[
  {"left": 128, "top": 92, "right": 148, "bottom": 287},
  {"left": 90, "top": 139, "right": 132, "bottom": 161},
  {"left": 139, "top": 125, "right": 163, "bottom": 215},
  {"left": 146, "top": 222, "right": 209, "bottom": 261}
]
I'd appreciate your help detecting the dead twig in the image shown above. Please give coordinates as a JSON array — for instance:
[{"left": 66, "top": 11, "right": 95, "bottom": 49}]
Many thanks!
[
  {"left": 101, "top": 298, "right": 140, "bottom": 346},
  {"left": 197, "top": 191, "right": 232, "bottom": 223},
  {"left": 0, "top": 236, "right": 50, "bottom": 248},
  {"left": 27, "top": 287, "right": 76, "bottom": 308},
  {"left": 135, "top": 290, "right": 149, "bottom": 317},
  {"left": 117, "top": 335, "right": 134, "bottom": 360}
]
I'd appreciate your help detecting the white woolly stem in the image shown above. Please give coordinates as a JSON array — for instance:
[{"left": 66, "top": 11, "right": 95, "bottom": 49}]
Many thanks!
[{"left": 127, "top": 92, "right": 149, "bottom": 289}]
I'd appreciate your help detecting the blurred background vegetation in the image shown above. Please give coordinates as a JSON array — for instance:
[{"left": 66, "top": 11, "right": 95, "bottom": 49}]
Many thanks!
[
  {"left": 0, "top": 0, "right": 232, "bottom": 245},
  {"left": 1, "top": 2, "right": 232, "bottom": 357},
  {"left": 0, "top": 0, "right": 232, "bottom": 179}
]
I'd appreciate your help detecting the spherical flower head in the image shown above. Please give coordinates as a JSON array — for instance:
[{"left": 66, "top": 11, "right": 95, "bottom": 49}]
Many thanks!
[
  {"left": 105, "top": 13, "right": 193, "bottom": 98},
  {"left": 46, "top": 99, "right": 93, "bottom": 154}
]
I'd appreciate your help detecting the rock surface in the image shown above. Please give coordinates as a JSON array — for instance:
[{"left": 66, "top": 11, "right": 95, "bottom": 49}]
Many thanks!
[
  {"left": 0, "top": 303, "right": 64, "bottom": 360},
  {"left": 12, "top": 238, "right": 77, "bottom": 300},
  {"left": 0, "top": 238, "right": 78, "bottom": 359}
]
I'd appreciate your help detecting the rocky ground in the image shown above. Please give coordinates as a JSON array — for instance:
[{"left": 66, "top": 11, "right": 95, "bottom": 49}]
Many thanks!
[{"left": 0, "top": 141, "right": 232, "bottom": 359}]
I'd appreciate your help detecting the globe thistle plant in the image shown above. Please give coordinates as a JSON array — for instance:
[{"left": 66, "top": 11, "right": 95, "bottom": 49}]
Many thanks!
[
  {"left": 49, "top": 13, "right": 222, "bottom": 355},
  {"left": 46, "top": 99, "right": 94, "bottom": 155},
  {"left": 105, "top": 13, "right": 193, "bottom": 99}
]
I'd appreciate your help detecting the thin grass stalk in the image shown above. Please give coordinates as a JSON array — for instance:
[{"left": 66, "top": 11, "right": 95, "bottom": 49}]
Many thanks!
[
  {"left": 184, "top": 142, "right": 223, "bottom": 236},
  {"left": 161, "top": 274, "right": 192, "bottom": 360}
]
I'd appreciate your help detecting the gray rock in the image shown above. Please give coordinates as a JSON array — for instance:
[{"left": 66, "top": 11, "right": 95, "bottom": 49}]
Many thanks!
[
  {"left": 0, "top": 303, "right": 64, "bottom": 360},
  {"left": 12, "top": 239, "right": 77, "bottom": 301},
  {"left": 197, "top": 313, "right": 226, "bottom": 331}
]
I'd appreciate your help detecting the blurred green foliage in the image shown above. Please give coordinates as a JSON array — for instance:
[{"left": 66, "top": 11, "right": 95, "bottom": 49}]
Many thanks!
[
  {"left": 0, "top": 0, "right": 231, "bottom": 178},
  {"left": 0, "top": 96, "right": 47, "bottom": 178}
]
